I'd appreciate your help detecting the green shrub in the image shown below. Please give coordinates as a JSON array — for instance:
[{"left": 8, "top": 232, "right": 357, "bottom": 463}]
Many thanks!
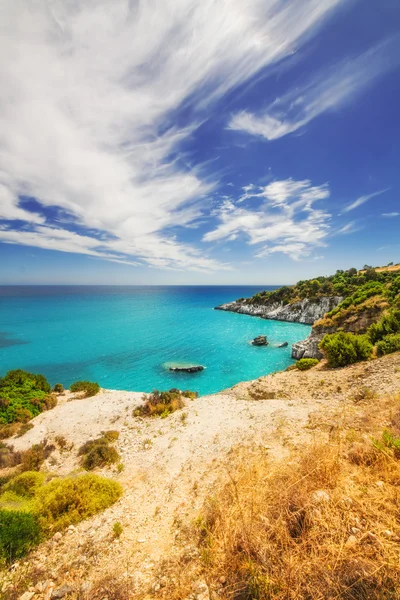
[
  {"left": 101, "top": 430, "right": 119, "bottom": 442},
  {"left": 0, "top": 510, "right": 41, "bottom": 563},
  {"left": 135, "top": 389, "right": 187, "bottom": 417},
  {"left": 0, "top": 369, "right": 52, "bottom": 425},
  {"left": 296, "top": 358, "right": 319, "bottom": 371},
  {"left": 3, "top": 471, "right": 45, "bottom": 498},
  {"left": 368, "top": 309, "right": 400, "bottom": 344},
  {"left": 35, "top": 474, "right": 122, "bottom": 531},
  {"left": 53, "top": 383, "right": 64, "bottom": 393},
  {"left": 113, "top": 521, "right": 123, "bottom": 538},
  {"left": 319, "top": 332, "right": 373, "bottom": 368},
  {"left": 376, "top": 334, "right": 400, "bottom": 357},
  {"left": 78, "top": 435, "right": 120, "bottom": 470},
  {"left": 70, "top": 380, "right": 100, "bottom": 398}
]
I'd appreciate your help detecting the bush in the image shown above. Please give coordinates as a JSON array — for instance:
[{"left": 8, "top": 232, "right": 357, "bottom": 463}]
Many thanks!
[
  {"left": 320, "top": 332, "right": 373, "bottom": 368},
  {"left": 0, "top": 510, "right": 41, "bottom": 563},
  {"left": 113, "top": 521, "right": 123, "bottom": 538},
  {"left": 0, "top": 423, "right": 20, "bottom": 440},
  {"left": 3, "top": 471, "right": 45, "bottom": 498},
  {"left": 53, "top": 383, "right": 64, "bottom": 393},
  {"left": 79, "top": 435, "right": 120, "bottom": 470},
  {"left": 16, "top": 422, "right": 34, "bottom": 437},
  {"left": 35, "top": 474, "right": 122, "bottom": 531},
  {"left": 0, "top": 442, "right": 21, "bottom": 469},
  {"left": 70, "top": 380, "right": 100, "bottom": 398},
  {"left": 376, "top": 334, "right": 400, "bottom": 357},
  {"left": 20, "top": 441, "right": 55, "bottom": 472},
  {"left": 0, "top": 369, "right": 53, "bottom": 425},
  {"left": 135, "top": 389, "right": 187, "bottom": 417},
  {"left": 296, "top": 358, "right": 319, "bottom": 371},
  {"left": 368, "top": 310, "right": 400, "bottom": 344}
]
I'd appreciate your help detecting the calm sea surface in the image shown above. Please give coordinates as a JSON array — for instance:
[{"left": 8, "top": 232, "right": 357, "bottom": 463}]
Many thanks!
[{"left": 0, "top": 286, "right": 310, "bottom": 395}]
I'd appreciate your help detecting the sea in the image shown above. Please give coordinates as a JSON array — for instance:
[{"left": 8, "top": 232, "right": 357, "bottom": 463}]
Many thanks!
[{"left": 0, "top": 286, "right": 310, "bottom": 395}]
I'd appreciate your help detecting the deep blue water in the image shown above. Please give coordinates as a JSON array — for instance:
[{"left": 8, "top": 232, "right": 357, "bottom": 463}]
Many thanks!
[{"left": 0, "top": 286, "right": 310, "bottom": 395}]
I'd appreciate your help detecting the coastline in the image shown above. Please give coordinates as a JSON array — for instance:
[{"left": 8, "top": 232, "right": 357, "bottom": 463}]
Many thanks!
[
  {"left": 215, "top": 295, "right": 343, "bottom": 359},
  {"left": 4, "top": 352, "right": 400, "bottom": 595}
]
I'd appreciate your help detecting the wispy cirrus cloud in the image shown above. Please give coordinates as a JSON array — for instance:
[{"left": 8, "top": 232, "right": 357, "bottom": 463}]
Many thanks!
[
  {"left": 204, "top": 178, "right": 331, "bottom": 260},
  {"left": 382, "top": 212, "right": 400, "bottom": 218},
  {"left": 228, "top": 38, "right": 400, "bottom": 141},
  {"left": 342, "top": 188, "right": 390, "bottom": 213},
  {"left": 0, "top": 0, "right": 346, "bottom": 271}
]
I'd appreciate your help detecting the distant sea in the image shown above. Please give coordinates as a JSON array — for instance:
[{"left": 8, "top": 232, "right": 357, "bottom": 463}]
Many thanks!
[{"left": 0, "top": 286, "right": 310, "bottom": 395}]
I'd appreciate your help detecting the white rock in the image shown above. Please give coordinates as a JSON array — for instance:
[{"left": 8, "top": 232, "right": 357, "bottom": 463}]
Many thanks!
[
  {"left": 345, "top": 535, "right": 358, "bottom": 546},
  {"left": 311, "top": 490, "right": 331, "bottom": 505},
  {"left": 19, "top": 593, "right": 35, "bottom": 600},
  {"left": 382, "top": 530, "right": 393, "bottom": 538},
  {"left": 52, "top": 532, "right": 62, "bottom": 542}
]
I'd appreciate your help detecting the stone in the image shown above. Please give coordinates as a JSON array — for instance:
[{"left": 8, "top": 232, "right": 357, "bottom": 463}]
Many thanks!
[
  {"left": 375, "top": 480, "right": 385, "bottom": 489},
  {"left": 19, "top": 593, "right": 35, "bottom": 600},
  {"left": 169, "top": 365, "right": 204, "bottom": 373},
  {"left": 277, "top": 342, "right": 288, "bottom": 347},
  {"left": 351, "top": 527, "right": 361, "bottom": 535},
  {"left": 194, "top": 581, "right": 210, "bottom": 600},
  {"left": 51, "top": 585, "right": 74, "bottom": 599},
  {"left": 52, "top": 532, "right": 62, "bottom": 542},
  {"left": 311, "top": 490, "right": 331, "bottom": 505},
  {"left": 252, "top": 335, "right": 268, "bottom": 346},
  {"left": 382, "top": 530, "right": 393, "bottom": 538},
  {"left": 345, "top": 535, "right": 358, "bottom": 546}
]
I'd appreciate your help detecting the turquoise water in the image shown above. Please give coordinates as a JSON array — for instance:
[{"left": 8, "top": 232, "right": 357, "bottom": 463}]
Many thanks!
[{"left": 0, "top": 286, "right": 310, "bottom": 395}]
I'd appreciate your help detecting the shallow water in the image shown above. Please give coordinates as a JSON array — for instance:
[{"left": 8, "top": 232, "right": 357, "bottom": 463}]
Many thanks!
[{"left": 0, "top": 286, "right": 310, "bottom": 395}]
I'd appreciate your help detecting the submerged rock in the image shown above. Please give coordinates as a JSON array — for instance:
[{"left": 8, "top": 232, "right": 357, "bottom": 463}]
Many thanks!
[
  {"left": 252, "top": 335, "right": 268, "bottom": 346},
  {"left": 277, "top": 341, "right": 288, "bottom": 348},
  {"left": 169, "top": 365, "right": 204, "bottom": 373}
]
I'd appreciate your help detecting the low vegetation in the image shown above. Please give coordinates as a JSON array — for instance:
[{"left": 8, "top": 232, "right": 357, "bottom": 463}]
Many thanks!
[
  {"left": 176, "top": 417, "right": 400, "bottom": 599},
  {"left": 319, "top": 332, "right": 373, "bottom": 368},
  {"left": 246, "top": 264, "right": 400, "bottom": 307},
  {"left": 296, "top": 358, "right": 319, "bottom": 371},
  {"left": 0, "top": 370, "right": 56, "bottom": 437},
  {"left": 134, "top": 388, "right": 198, "bottom": 417},
  {"left": 78, "top": 431, "right": 120, "bottom": 470},
  {"left": 0, "top": 471, "right": 122, "bottom": 563},
  {"left": 70, "top": 380, "right": 100, "bottom": 398}
]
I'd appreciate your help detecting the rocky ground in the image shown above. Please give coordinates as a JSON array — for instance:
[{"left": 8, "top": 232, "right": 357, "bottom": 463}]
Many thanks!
[{"left": 2, "top": 353, "right": 400, "bottom": 599}]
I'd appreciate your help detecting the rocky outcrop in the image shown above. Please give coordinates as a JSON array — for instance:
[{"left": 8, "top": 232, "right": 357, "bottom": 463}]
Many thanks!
[
  {"left": 215, "top": 296, "right": 343, "bottom": 326},
  {"left": 291, "top": 332, "right": 324, "bottom": 360},
  {"left": 252, "top": 335, "right": 268, "bottom": 346},
  {"left": 216, "top": 296, "right": 344, "bottom": 360},
  {"left": 169, "top": 365, "right": 204, "bottom": 373}
]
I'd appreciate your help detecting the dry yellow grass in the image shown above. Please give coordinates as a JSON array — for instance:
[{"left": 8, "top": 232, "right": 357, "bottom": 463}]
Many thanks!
[{"left": 155, "top": 402, "right": 400, "bottom": 600}]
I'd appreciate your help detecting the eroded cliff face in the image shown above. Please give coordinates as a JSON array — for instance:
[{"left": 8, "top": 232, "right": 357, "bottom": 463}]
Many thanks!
[
  {"left": 215, "top": 296, "right": 343, "bottom": 326},
  {"left": 215, "top": 296, "right": 344, "bottom": 360}
]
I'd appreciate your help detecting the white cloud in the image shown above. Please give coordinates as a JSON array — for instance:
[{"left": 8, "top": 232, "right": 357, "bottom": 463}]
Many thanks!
[
  {"left": 0, "top": 0, "right": 346, "bottom": 270},
  {"left": 228, "top": 38, "right": 400, "bottom": 140},
  {"left": 382, "top": 212, "right": 399, "bottom": 218},
  {"left": 342, "top": 188, "right": 390, "bottom": 213},
  {"left": 0, "top": 185, "right": 44, "bottom": 224},
  {"left": 204, "top": 178, "right": 331, "bottom": 259}
]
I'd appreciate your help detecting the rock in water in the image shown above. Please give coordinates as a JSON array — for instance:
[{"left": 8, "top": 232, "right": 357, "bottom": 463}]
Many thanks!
[
  {"left": 252, "top": 335, "right": 268, "bottom": 346},
  {"left": 169, "top": 365, "right": 204, "bottom": 373},
  {"left": 277, "top": 341, "right": 288, "bottom": 347}
]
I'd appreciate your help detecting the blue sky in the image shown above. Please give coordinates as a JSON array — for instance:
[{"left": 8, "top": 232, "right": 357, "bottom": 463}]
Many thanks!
[{"left": 0, "top": 0, "right": 399, "bottom": 285}]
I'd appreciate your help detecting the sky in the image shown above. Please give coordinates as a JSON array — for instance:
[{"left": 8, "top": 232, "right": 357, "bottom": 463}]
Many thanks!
[{"left": 0, "top": 0, "right": 399, "bottom": 285}]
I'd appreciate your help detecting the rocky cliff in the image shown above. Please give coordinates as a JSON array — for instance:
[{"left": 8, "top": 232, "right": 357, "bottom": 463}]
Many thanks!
[
  {"left": 215, "top": 296, "right": 343, "bottom": 326},
  {"left": 215, "top": 296, "right": 343, "bottom": 360}
]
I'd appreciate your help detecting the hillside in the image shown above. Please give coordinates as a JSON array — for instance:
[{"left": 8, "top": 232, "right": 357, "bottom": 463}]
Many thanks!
[
  {"left": 1, "top": 352, "right": 400, "bottom": 599},
  {"left": 216, "top": 264, "right": 400, "bottom": 361}
]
